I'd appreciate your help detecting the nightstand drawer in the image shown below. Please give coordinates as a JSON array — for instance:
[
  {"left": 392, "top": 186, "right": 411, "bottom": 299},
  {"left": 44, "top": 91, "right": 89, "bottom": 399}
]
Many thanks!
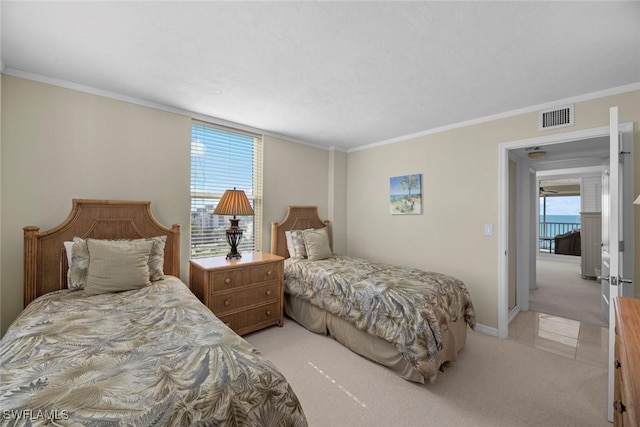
[
  {"left": 211, "top": 263, "right": 280, "bottom": 291},
  {"left": 211, "top": 283, "right": 279, "bottom": 313},
  {"left": 217, "top": 301, "right": 281, "bottom": 334}
]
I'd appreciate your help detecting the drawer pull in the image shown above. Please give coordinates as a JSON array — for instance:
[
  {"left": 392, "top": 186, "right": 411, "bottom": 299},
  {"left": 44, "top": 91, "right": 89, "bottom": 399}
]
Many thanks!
[
  {"left": 615, "top": 360, "right": 621, "bottom": 369},
  {"left": 266, "top": 310, "right": 271, "bottom": 316},
  {"left": 266, "top": 270, "right": 272, "bottom": 276},
  {"left": 224, "top": 278, "right": 231, "bottom": 284},
  {"left": 614, "top": 400, "right": 626, "bottom": 414},
  {"left": 265, "top": 290, "right": 272, "bottom": 296},
  {"left": 224, "top": 299, "right": 230, "bottom": 306}
]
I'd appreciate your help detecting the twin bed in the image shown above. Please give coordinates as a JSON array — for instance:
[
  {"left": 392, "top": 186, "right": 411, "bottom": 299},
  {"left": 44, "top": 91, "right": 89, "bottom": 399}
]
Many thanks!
[
  {"left": 1, "top": 200, "right": 476, "bottom": 425},
  {"left": 271, "top": 206, "right": 476, "bottom": 384},
  {"left": 1, "top": 200, "right": 307, "bottom": 426}
]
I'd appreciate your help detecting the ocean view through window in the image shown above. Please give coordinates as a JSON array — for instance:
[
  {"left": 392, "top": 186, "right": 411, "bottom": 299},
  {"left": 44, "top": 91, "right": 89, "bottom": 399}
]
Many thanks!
[
  {"left": 539, "top": 195, "right": 581, "bottom": 253},
  {"left": 190, "top": 122, "right": 263, "bottom": 258}
]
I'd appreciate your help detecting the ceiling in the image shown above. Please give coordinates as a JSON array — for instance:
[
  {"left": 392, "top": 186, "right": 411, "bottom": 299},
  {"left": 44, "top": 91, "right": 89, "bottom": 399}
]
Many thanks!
[
  {"left": 2, "top": 1, "right": 639, "bottom": 151},
  {"left": 539, "top": 178, "right": 581, "bottom": 197}
]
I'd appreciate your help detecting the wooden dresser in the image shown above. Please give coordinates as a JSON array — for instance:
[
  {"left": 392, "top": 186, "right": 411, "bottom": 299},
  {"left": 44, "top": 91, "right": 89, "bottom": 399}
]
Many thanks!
[
  {"left": 189, "top": 252, "right": 284, "bottom": 336},
  {"left": 613, "top": 297, "right": 640, "bottom": 426}
]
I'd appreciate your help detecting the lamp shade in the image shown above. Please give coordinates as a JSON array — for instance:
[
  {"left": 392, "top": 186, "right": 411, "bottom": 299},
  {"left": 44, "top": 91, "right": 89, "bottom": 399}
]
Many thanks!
[
  {"left": 635, "top": 195, "right": 640, "bottom": 205},
  {"left": 213, "top": 188, "right": 255, "bottom": 217}
]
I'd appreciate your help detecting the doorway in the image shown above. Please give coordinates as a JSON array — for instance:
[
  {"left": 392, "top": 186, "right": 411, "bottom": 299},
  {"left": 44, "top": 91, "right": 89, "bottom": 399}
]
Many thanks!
[
  {"left": 497, "top": 123, "right": 634, "bottom": 339},
  {"left": 529, "top": 173, "right": 605, "bottom": 326}
]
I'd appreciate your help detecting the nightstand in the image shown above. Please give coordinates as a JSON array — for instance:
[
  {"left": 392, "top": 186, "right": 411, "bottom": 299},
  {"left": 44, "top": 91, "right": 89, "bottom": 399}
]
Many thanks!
[{"left": 189, "top": 252, "right": 284, "bottom": 335}]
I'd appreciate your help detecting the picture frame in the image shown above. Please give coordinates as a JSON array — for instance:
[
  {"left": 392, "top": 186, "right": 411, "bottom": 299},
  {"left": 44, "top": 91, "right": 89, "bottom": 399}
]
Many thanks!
[{"left": 389, "top": 174, "right": 422, "bottom": 215}]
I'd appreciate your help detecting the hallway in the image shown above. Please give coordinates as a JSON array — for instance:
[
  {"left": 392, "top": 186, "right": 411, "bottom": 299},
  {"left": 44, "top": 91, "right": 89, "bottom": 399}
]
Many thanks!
[
  {"left": 508, "top": 258, "right": 608, "bottom": 369},
  {"left": 508, "top": 310, "right": 608, "bottom": 368},
  {"left": 530, "top": 257, "right": 605, "bottom": 327}
]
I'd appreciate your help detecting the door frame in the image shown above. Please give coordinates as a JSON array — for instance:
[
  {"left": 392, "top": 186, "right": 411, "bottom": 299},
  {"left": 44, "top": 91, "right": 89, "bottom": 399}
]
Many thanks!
[{"left": 497, "top": 122, "right": 634, "bottom": 338}]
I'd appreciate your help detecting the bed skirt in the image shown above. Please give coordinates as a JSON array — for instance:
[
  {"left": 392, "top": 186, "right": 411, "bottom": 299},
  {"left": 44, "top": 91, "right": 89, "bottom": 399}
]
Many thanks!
[{"left": 284, "top": 293, "right": 467, "bottom": 384}]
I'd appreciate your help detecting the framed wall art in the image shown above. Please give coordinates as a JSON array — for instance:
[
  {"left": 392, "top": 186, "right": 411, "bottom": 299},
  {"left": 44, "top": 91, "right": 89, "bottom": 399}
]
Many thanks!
[{"left": 389, "top": 173, "right": 422, "bottom": 215}]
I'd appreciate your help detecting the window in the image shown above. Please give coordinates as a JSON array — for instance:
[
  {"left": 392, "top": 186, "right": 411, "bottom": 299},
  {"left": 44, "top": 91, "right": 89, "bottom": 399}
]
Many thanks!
[
  {"left": 190, "top": 121, "right": 263, "bottom": 258},
  {"left": 538, "top": 195, "right": 581, "bottom": 252}
]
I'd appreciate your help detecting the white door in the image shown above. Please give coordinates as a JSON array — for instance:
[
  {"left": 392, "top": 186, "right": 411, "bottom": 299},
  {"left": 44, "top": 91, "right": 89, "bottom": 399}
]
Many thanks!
[
  {"left": 601, "top": 170, "right": 610, "bottom": 321},
  {"left": 603, "top": 106, "right": 624, "bottom": 422}
]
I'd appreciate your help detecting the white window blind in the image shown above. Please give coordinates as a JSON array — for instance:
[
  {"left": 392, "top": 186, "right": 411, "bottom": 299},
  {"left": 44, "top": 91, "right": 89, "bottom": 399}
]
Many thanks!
[{"left": 190, "top": 121, "right": 263, "bottom": 258}]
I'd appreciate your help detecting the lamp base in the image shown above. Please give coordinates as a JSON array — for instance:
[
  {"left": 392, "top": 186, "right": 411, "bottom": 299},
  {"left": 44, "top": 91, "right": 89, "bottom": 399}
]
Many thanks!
[
  {"left": 225, "top": 221, "right": 244, "bottom": 260},
  {"left": 226, "top": 251, "right": 242, "bottom": 260}
]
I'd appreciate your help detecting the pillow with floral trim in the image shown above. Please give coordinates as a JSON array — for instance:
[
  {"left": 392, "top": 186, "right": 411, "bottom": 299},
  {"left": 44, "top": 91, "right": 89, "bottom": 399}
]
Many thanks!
[
  {"left": 68, "top": 235, "right": 167, "bottom": 290},
  {"left": 288, "top": 229, "right": 311, "bottom": 259}
]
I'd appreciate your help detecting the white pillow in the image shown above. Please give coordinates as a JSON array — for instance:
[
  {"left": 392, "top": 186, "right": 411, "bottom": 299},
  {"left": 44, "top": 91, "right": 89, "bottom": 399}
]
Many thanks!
[
  {"left": 63, "top": 241, "right": 74, "bottom": 287},
  {"left": 284, "top": 230, "right": 296, "bottom": 258},
  {"left": 63, "top": 241, "right": 74, "bottom": 266}
]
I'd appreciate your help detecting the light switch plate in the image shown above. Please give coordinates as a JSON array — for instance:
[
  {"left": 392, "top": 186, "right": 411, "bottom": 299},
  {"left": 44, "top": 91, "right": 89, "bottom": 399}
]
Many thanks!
[{"left": 484, "top": 224, "right": 493, "bottom": 236}]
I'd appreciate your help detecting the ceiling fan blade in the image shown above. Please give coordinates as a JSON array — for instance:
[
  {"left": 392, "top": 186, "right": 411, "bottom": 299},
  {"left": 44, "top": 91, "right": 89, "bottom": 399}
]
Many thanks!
[{"left": 540, "top": 187, "right": 558, "bottom": 194}]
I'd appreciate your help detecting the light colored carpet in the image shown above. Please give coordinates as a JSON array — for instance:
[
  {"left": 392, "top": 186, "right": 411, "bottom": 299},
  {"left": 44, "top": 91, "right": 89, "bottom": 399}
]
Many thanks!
[
  {"left": 245, "top": 320, "right": 608, "bottom": 427},
  {"left": 530, "top": 258, "right": 607, "bottom": 327}
]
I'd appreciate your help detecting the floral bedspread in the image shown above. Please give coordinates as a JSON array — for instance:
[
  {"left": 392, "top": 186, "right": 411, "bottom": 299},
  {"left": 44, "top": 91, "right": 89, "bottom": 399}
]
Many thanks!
[
  {"left": 0, "top": 277, "right": 307, "bottom": 426},
  {"left": 285, "top": 255, "right": 475, "bottom": 382}
]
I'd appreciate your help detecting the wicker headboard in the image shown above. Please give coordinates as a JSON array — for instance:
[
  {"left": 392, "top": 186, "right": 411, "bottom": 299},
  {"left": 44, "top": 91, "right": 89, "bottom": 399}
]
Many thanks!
[
  {"left": 23, "top": 199, "right": 181, "bottom": 306},
  {"left": 270, "top": 206, "right": 330, "bottom": 258}
]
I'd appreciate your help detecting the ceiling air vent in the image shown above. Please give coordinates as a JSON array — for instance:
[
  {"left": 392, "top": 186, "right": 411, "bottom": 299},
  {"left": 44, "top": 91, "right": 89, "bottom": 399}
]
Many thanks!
[{"left": 538, "top": 104, "right": 574, "bottom": 131}]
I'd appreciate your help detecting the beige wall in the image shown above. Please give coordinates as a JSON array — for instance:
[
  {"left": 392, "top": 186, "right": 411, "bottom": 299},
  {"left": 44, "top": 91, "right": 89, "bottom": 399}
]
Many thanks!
[
  {"left": 346, "top": 90, "right": 640, "bottom": 329},
  {"left": 0, "top": 75, "right": 340, "bottom": 335},
  {"left": 1, "top": 73, "right": 637, "bottom": 335},
  {"left": 262, "top": 135, "right": 333, "bottom": 252},
  {"left": 329, "top": 149, "right": 348, "bottom": 255},
  {"left": 0, "top": 75, "right": 192, "bottom": 335}
]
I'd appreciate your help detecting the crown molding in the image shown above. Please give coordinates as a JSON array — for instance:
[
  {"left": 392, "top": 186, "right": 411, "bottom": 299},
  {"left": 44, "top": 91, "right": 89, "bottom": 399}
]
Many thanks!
[
  {"left": 349, "top": 82, "right": 640, "bottom": 153},
  {"left": 2, "top": 67, "right": 340, "bottom": 152},
  {"left": 3, "top": 67, "right": 635, "bottom": 155}
]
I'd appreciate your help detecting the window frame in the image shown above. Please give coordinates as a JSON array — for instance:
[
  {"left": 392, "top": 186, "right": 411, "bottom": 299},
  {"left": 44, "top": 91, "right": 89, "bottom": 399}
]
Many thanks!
[{"left": 190, "top": 120, "right": 263, "bottom": 259}]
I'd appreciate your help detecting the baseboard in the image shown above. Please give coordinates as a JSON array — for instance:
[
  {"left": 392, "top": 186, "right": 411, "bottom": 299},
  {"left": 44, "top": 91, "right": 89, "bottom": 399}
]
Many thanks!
[
  {"left": 475, "top": 323, "right": 498, "bottom": 337},
  {"left": 508, "top": 306, "right": 521, "bottom": 323}
]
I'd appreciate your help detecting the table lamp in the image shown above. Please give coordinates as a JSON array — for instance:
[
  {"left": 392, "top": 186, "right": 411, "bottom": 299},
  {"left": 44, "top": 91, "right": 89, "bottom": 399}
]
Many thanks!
[{"left": 213, "top": 188, "right": 255, "bottom": 259}]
